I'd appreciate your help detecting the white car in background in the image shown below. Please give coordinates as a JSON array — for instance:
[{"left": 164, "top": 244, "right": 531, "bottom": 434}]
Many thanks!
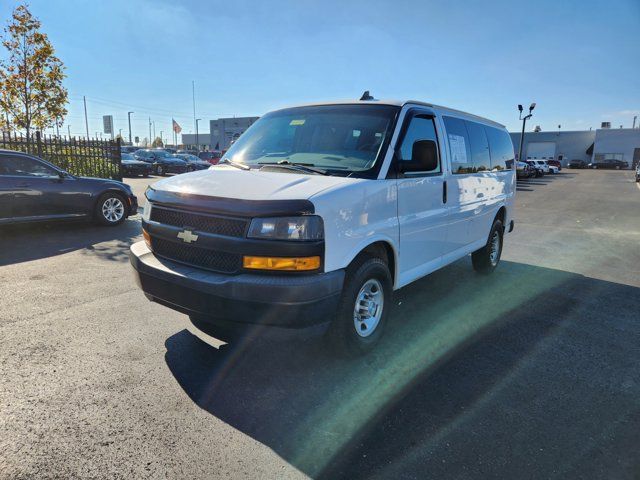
[{"left": 531, "top": 160, "right": 552, "bottom": 173}]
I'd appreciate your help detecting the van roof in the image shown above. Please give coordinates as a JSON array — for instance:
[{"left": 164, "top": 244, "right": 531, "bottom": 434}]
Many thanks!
[{"left": 273, "top": 99, "right": 506, "bottom": 129}]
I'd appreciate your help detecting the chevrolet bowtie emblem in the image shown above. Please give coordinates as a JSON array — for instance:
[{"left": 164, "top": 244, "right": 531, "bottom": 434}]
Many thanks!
[{"left": 177, "top": 229, "right": 199, "bottom": 243}]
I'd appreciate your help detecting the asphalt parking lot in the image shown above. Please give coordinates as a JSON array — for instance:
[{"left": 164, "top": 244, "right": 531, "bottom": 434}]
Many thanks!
[{"left": 1, "top": 169, "right": 639, "bottom": 479}]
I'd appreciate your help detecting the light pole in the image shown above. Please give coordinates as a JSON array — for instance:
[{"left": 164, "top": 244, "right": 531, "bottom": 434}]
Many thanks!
[
  {"left": 148, "top": 117, "right": 152, "bottom": 146},
  {"left": 160, "top": 130, "right": 164, "bottom": 145},
  {"left": 128, "top": 111, "right": 134, "bottom": 144},
  {"left": 196, "top": 118, "right": 201, "bottom": 151},
  {"left": 517, "top": 103, "right": 536, "bottom": 163},
  {"left": 67, "top": 124, "right": 71, "bottom": 138}
]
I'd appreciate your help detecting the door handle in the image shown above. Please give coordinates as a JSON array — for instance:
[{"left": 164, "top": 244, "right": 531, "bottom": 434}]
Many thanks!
[{"left": 442, "top": 181, "right": 447, "bottom": 204}]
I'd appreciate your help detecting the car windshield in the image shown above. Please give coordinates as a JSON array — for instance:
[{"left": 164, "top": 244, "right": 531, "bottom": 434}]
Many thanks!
[
  {"left": 121, "top": 153, "right": 135, "bottom": 160},
  {"left": 223, "top": 104, "right": 399, "bottom": 173}
]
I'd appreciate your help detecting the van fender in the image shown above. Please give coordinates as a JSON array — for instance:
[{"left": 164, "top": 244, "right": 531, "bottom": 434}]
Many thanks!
[{"left": 339, "top": 235, "right": 399, "bottom": 286}]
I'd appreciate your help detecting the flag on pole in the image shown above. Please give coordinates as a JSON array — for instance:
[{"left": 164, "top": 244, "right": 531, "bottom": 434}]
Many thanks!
[{"left": 172, "top": 119, "right": 182, "bottom": 134}]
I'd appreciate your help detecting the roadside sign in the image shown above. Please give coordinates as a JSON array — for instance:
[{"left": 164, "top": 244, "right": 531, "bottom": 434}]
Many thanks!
[
  {"left": 103, "top": 115, "right": 114, "bottom": 135},
  {"left": 134, "top": 136, "right": 139, "bottom": 143}
]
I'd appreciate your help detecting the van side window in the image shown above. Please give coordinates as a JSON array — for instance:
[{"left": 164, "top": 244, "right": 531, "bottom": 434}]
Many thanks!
[
  {"left": 443, "top": 116, "right": 472, "bottom": 174},
  {"left": 485, "top": 126, "right": 515, "bottom": 171},
  {"left": 465, "top": 121, "right": 490, "bottom": 172},
  {"left": 398, "top": 115, "right": 441, "bottom": 174}
]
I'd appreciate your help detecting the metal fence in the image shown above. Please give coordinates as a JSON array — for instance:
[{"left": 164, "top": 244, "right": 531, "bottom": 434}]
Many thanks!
[{"left": 0, "top": 131, "right": 122, "bottom": 181}]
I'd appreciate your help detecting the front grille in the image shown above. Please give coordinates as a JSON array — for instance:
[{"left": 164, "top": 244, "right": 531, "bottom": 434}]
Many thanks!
[
  {"left": 150, "top": 206, "right": 247, "bottom": 238},
  {"left": 151, "top": 237, "right": 241, "bottom": 273}
]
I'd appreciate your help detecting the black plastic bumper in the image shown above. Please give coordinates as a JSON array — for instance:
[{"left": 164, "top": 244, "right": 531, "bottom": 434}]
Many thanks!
[{"left": 129, "top": 241, "right": 344, "bottom": 328}]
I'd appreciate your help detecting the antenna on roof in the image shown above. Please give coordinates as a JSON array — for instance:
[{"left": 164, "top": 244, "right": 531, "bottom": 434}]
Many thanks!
[{"left": 360, "top": 90, "right": 374, "bottom": 101}]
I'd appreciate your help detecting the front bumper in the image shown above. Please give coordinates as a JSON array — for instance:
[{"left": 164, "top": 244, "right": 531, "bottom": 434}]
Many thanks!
[{"left": 129, "top": 241, "right": 344, "bottom": 327}]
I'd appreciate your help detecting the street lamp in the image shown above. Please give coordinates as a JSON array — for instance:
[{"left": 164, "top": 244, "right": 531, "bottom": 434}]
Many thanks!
[
  {"left": 128, "top": 112, "right": 134, "bottom": 144},
  {"left": 160, "top": 130, "right": 164, "bottom": 144},
  {"left": 67, "top": 124, "right": 71, "bottom": 138},
  {"left": 517, "top": 103, "right": 536, "bottom": 163},
  {"left": 196, "top": 118, "right": 202, "bottom": 151}
]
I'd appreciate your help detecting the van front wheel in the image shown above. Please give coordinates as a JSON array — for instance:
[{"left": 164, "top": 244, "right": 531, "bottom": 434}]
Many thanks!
[
  {"left": 327, "top": 256, "right": 392, "bottom": 356},
  {"left": 472, "top": 219, "right": 503, "bottom": 274}
]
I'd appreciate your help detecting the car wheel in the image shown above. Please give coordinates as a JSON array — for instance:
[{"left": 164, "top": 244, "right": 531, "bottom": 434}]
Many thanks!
[
  {"left": 143, "top": 173, "right": 149, "bottom": 178},
  {"left": 615, "top": 165, "right": 620, "bottom": 170},
  {"left": 95, "top": 192, "right": 127, "bottom": 226},
  {"left": 472, "top": 218, "right": 503, "bottom": 275},
  {"left": 155, "top": 165, "right": 165, "bottom": 176},
  {"left": 326, "top": 255, "right": 393, "bottom": 356}
]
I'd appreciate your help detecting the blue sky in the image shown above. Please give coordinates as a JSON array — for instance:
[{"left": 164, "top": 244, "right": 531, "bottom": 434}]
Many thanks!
[{"left": 1, "top": 0, "right": 639, "bottom": 141}]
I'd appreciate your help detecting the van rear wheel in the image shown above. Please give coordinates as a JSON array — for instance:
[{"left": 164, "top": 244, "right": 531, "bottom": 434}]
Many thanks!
[
  {"left": 326, "top": 256, "right": 392, "bottom": 356},
  {"left": 472, "top": 219, "right": 503, "bottom": 274}
]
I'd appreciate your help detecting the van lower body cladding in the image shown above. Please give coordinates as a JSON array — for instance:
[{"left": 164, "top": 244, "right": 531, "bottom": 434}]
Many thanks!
[{"left": 129, "top": 241, "right": 344, "bottom": 327}]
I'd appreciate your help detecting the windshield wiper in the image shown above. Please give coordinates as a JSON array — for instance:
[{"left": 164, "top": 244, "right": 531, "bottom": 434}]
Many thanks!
[
  {"left": 219, "top": 158, "right": 250, "bottom": 170},
  {"left": 258, "top": 160, "right": 331, "bottom": 176}
]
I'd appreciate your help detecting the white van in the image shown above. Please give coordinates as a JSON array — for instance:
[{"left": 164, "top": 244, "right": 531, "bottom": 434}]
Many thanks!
[{"left": 130, "top": 95, "right": 515, "bottom": 355}]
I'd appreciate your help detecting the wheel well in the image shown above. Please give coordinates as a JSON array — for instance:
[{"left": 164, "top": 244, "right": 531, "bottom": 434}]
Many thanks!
[
  {"left": 352, "top": 241, "right": 396, "bottom": 286},
  {"left": 496, "top": 206, "right": 506, "bottom": 226}
]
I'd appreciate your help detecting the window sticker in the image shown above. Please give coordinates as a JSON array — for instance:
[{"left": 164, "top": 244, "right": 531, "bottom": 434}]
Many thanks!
[
  {"left": 289, "top": 119, "right": 305, "bottom": 126},
  {"left": 448, "top": 134, "right": 468, "bottom": 163}
]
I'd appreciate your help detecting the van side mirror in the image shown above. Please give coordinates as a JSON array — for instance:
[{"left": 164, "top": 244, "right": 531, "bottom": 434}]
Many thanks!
[{"left": 400, "top": 139, "right": 438, "bottom": 173}]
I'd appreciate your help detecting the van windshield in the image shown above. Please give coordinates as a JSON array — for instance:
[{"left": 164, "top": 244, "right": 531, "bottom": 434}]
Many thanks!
[{"left": 223, "top": 104, "right": 399, "bottom": 175}]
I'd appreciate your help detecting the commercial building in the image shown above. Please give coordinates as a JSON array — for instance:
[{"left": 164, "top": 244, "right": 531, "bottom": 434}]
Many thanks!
[
  {"left": 210, "top": 117, "right": 259, "bottom": 150},
  {"left": 510, "top": 126, "right": 640, "bottom": 167},
  {"left": 181, "top": 133, "right": 210, "bottom": 150}
]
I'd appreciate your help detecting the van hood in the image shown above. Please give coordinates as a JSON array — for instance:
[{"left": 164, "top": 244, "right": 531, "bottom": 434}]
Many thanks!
[{"left": 150, "top": 165, "right": 362, "bottom": 201}]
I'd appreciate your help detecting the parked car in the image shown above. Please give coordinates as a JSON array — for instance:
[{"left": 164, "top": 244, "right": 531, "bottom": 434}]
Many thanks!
[
  {"left": 547, "top": 163, "right": 559, "bottom": 174},
  {"left": 131, "top": 97, "right": 516, "bottom": 355},
  {"left": 569, "top": 159, "right": 588, "bottom": 169},
  {"left": 121, "top": 146, "right": 141, "bottom": 154},
  {"left": 589, "top": 159, "right": 629, "bottom": 170},
  {"left": 635, "top": 163, "right": 640, "bottom": 182},
  {"left": 134, "top": 149, "right": 188, "bottom": 176},
  {"left": 516, "top": 161, "right": 534, "bottom": 179},
  {"left": 121, "top": 153, "right": 153, "bottom": 177},
  {"left": 526, "top": 160, "right": 545, "bottom": 177},
  {"left": 198, "top": 151, "right": 222, "bottom": 164},
  {"left": 0, "top": 149, "right": 137, "bottom": 226},
  {"left": 175, "top": 154, "right": 211, "bottom": 171},
  {"left": 177, "top": 149, "right": 199, "bottom": 156},
  {"left": 546, "top": 159, "right": 562, "bottom": 171}
]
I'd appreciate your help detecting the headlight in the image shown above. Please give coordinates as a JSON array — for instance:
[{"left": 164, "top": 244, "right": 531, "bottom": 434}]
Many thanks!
[
  {"left": 247, "top": 216, "right": 324, "bottom": 241},
  {"left": 142, "top": 201, "right": 152, "bottom": 221}
]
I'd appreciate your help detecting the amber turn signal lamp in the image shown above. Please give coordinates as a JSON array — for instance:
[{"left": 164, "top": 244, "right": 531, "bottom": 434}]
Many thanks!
[
  {"left": 142, "top": 228, "right": 151, "bottom": 249},
  {"left": 242, "top": 255, "right": 320, "bottom": 271}
]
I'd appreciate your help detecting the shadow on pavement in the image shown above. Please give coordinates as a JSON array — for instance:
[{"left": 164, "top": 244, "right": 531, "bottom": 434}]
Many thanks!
[
  {"left": 164, "top": 259, "right": 640, "bottom": 479},
  {"left": 0, "top": 218, "right": 140, "bottom": 266}
]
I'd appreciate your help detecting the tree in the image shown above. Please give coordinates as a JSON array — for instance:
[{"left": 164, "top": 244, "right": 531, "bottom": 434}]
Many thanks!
[
  {"left": 151, "top": 136, "right": 164, "bottom": 148},
  {"left": 0, "top": 5, "right": 68, "bottom": 145}
]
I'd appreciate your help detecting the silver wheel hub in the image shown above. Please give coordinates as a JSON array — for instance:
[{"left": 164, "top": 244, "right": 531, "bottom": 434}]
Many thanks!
[
  {"left": 489, "top": 231, "right": 500, "bottom": 265},
  {"left": 102, "top": 197, "right": 124, "bottom": 222},
  {"left": 353, "top": 278, "right": 384, "bottom": 337}
]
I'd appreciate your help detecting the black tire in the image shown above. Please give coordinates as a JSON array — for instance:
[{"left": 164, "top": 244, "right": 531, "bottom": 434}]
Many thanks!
[
  {"left": 472, "top": 219, "right": 503, "bottom": 275},
  {"left": 94, "top": 192, "right": 127, "bottom": 226},
  {"left": 155, "top": 165, "right": 165, "bottom": 176},
  {"left": 142, "top": 173, "right": 149, "bottom": 178},
  {"left": 326, "top": 255, "right": 393, "bottom": 356}
]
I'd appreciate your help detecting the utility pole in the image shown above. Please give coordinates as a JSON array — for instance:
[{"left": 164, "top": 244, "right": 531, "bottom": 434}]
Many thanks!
[
  {"left": 83, "top": 96, "right": 90, "bottom": 139},
  {"left": 148, "top": 117, "right": 152, "bottom": 146},
  {"left": 633, "top": 116, "right": 637, "bottom": 129},
  {"left": 153, "top": 121, "right": 156, "bottom": 140},
  {"left": 517, "top": 103, "right": 536, "bottom": 163},
  {"left": 160, "top": 130, "right": 163, "bottom": 144},
  {"left": 128, "top": 111, "right": 134, "bottom": 144},
  {"left": 196, "top": 118, "right": 201, "bottom": 152},
  {"left": 192, "top": 80, "right": 196, "bottom": 143},
  {"left": 67, "top": 124, "right": 71, "bottom": 138}
]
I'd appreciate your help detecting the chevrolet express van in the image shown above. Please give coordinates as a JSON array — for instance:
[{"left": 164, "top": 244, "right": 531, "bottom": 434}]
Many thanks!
[{"left": 130, "top": 96, "right": 515, "bottom": 355}]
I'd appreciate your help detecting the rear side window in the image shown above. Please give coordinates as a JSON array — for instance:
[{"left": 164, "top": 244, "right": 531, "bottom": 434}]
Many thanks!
[
  {"left": 443, "top": 116, "right": 472, "bottom": 174},
  {"left": 0, "top": 155, "right": 57, "bottom": 177},
  {"left": 465, "top": 121, "right": 490, "bottom": 172},
  {"left": 485, "top": 126, "right": 514, "bottom": 171}
]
